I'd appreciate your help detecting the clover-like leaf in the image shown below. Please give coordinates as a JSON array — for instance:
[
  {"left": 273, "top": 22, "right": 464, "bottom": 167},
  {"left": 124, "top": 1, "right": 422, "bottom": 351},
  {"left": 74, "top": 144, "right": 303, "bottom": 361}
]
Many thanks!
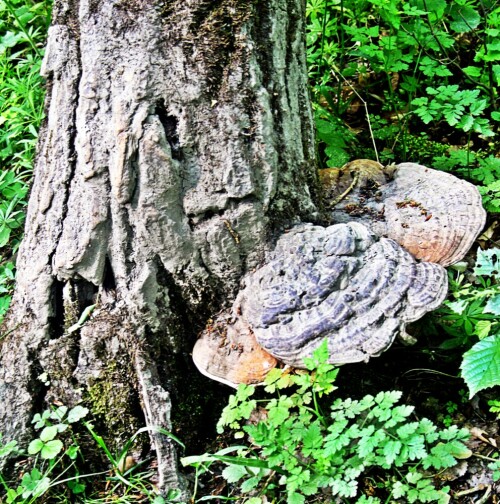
[
  {"left": 67, "top": 405, "right": 89, "bottom": 423},
  {"left": 28, "top": 439, "right": 44, "bottom": 456},
  {"left": 40, "top": 440, "right": 64, "bottom": 459},
  {"left": 40, "top": 425, "right": 58, "bottom": 442}
]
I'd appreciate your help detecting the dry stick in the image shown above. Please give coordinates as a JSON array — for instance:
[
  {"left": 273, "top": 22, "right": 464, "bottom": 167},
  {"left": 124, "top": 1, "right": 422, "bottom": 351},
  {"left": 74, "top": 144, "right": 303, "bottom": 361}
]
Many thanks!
[
  {"left": 329, "top": 65, "right": 380, "bottom": 164},
  {"left": 454, "top": 484, "right": 492, "bottom": 502},
  {"left": 330, "top": 170, "right": 359, "bottom": 207}
]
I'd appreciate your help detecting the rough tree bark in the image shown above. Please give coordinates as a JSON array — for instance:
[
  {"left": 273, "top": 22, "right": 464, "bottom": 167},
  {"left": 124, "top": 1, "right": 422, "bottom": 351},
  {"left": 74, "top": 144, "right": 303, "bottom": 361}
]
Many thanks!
[{"left": 0, "top": 0, "right": 318, "bottom": 491}]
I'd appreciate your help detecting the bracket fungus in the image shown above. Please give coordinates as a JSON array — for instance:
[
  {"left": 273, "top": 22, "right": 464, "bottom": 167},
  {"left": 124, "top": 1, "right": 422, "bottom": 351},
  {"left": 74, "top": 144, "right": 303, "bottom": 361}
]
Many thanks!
[
  {"left": 192, "top": 313, "right": 278, "bottom": 388},
  {"left": 322, "top": 160, "right": 486, "bottom": 266},
  {"left": 193, "top": 162, "right": 486, "bottom": 386},
  {"left": 193, "top": 222, "right": 448, "bottom": 385}
]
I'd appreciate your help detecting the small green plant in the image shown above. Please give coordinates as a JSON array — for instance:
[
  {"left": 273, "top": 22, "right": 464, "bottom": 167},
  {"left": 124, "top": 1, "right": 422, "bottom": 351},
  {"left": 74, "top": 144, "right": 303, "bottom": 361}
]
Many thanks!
[
  {"left": 0, "top": 405, "right": 89, "bottom": 503},
  {"left": 183, "top": 341, "right": 470, "bottom": 503},
  {"left": 489, "top": 399, "right": 500, "bottom": 417},
  {"left": 412, "top": 86, "right": 494, "bottom": 137},
  {"left": 438, "top": 401, "right": 459, "bottom": 428},
  {"left": 435, "top": 249, "right": 500, "bottom": 398},
  {"left": 0, "top": 405, "right": 184, "bottom": 503},
  {"left": 436, "top": 250, "right": 500, "bottom": 348}
]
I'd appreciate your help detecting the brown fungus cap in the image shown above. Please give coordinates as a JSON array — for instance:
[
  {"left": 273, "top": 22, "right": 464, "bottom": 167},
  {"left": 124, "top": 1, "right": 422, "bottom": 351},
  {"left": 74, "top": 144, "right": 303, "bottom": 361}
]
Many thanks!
[
  {"left": 323, "top": 161, "right": 486, "bottom": 266},
  {"left": 192, "top": 314, "right": 278, "bottom": 388}
]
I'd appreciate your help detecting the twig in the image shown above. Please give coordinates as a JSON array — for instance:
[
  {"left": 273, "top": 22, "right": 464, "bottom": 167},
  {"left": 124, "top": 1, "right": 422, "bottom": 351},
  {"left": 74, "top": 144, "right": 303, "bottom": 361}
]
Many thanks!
[{"left": 330, "top": 170, "right": 359, "bottom": 207}]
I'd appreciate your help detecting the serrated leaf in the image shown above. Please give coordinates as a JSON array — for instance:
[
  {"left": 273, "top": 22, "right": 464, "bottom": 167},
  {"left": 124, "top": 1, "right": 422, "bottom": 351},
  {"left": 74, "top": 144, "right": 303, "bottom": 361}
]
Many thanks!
[
  {"left": 301, "top": 421, "right": 323, "bottom": 456},
  {"left": 268, "top": 396, "right": 293, "bottom": 425},
  {"left": 463, "top": 66, "right": 481, "bottom": 78},
  {"left": 406, "top": 436, "right": 427, "bottom": 461},
  {"left": 446, "top": 299, "right": 467, "bottom": 314},
  {"left": 397, "top": 422, "right": 419, "bottom": 439},
  {"left": 392, "top": 480, "right": 409, "bottom": 498},
  {"left": 288, "top": 492, "right": 305, "bottom": 504},
  {"left": 382, "top": 439, "right": 402, "bottom": 465},
  {"left": 240, "top": 475, "right": 261, "bottom": 493},
  {"left": 449, "top": 5, "right": 480, "bottom": 33},
  {"left": 461, "top": 335, "right": 500, "bottom": 398},
  {"left": 222, "top": 464, "right": 247, "bottom": 483},
  {"left": 474, "top": 320, "right": 492, "bottom": 339}
]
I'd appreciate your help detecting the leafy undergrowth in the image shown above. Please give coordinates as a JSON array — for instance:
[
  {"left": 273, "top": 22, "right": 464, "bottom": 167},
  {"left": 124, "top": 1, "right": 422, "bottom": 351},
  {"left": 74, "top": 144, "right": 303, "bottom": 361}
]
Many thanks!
[
  {"left": 0, "top": 404, "right": 183, "bottom": 503},
  {"left": 0, "top": 0, "right": 50, "bottom": 320},
  {"left": 183, "top": 343, "right": 474, "bottom": 504},
  {"left": 181, "top": 336, "right": 500, "bottom": 503}
]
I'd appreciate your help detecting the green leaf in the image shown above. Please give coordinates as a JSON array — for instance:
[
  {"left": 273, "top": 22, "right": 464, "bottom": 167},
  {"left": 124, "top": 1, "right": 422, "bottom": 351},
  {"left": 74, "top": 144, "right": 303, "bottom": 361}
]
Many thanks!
[
  {"left": 463, "top": 66, "right": 481, "bottom": 78},
  {"left": 0, "top": 227, "right": 11, "bottom": 248},
  {"left": 267, "top": 396, "right": 294, "bottom": 425},
  {"left": 67, "top": 479, "right": 86, "bottom": 494},
  {"left": 392, "top": 480, "right": 409, "bottom": 498},
  {"left": 27, "top": 438, "right": 44, "bottom": 455},
  {"left": 49, "top": 406, "right": 68, "bottom": 421},
  {"left": 301, "top": 421, "right": 323, "bottom": 456},
  {"left": 461, "top": 335, "right": 500, "bottom": 398},
  {"left": 382, "top": 439, "right": 402, "bottom": 465},
  {"left": 66, "top": 444, "right": 79, "bottom": 460},
  {"left": 474, "top": 320, "right": 492, "bottom": 339},
  {"left": 21, "top": 468, "right": 51, "bottom": 499},
  {"left": 0, "top": 438, "right": 18, "bottom": 458},
  {"left": 446, "top": 299, "right": 467, "bottom": 315},
  {"left": 240, "top": 475, "right": 261, "bottom": 493},
  {"left": 67, "top": 405, "right": 89, "bottom": 423},
  {"left": 0, "top": 30, "right": 24, "bottom": 48},
  {"left": 474, "top": 249, "right": 500, "bottom": 278},
  {"left": 40, "top": 425, "right": 58, "bottom": 442},
  {"left": 222, "top": 464, "right": 247, "bottom": 483},
  {"left": 449, "top": 5, "right": 481, "bottom": 32},
  {"left": 405, "top": 435, "right": 427, "bottom": 460},
  {"left": 40, "top": 439, "right": 64, "bottom": 459},
  {"left": 484, "top": 295, "right": 500, "bottom": 316},
  {"left": 6, "top": 487, "right": 22, "bottom": 504},
  {"left": 32, "top": 411, "right": 50, "bottom": 430},
  {"left": 288, "top": 492, "right": 306, "bottom": 504}
]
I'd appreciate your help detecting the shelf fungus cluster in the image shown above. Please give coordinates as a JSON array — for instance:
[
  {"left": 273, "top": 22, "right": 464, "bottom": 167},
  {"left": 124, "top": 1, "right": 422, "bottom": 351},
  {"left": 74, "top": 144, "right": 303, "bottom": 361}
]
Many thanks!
[
  {"left": 193, "top": 162, "right": 486, "bottom": 387},
  {"left": 321, "top": 161, "right": 487, "bottom": 266}
]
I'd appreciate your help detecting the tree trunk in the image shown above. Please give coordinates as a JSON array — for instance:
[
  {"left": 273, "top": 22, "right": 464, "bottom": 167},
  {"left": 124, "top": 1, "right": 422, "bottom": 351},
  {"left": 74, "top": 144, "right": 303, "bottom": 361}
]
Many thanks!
[{"left": 0, "top": 0, "right": 317, "bottom": 492}]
